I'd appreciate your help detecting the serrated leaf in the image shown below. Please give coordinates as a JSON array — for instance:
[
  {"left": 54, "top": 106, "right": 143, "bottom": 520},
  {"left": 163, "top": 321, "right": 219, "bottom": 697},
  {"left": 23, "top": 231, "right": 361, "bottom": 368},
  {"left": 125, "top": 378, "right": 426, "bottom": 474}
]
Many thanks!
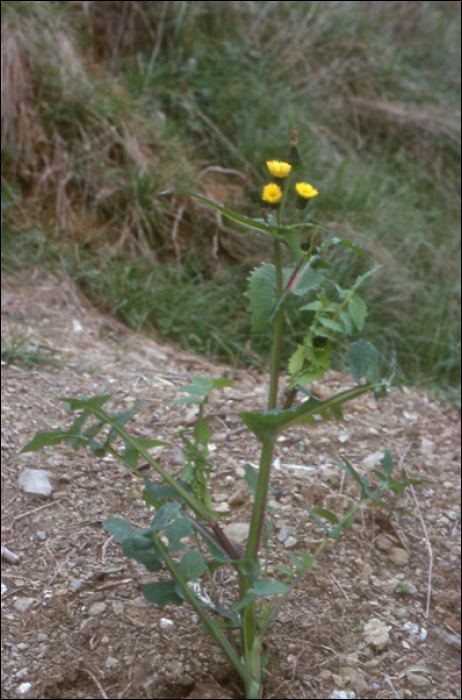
[
  {"left": 348, "top": 293, "right": 367, "bottom": 330},
  {"left": 380, "top": 449, "right": 393, "bottom": 477},
  {"left": 288, "top": 345, "right": 305, "bottom": 377},
  {"left": 319, "top": 317, "right": 343, "bottom": 332},
  {"left": 245, "top": 263, "right": 278, "bottom": 332}
]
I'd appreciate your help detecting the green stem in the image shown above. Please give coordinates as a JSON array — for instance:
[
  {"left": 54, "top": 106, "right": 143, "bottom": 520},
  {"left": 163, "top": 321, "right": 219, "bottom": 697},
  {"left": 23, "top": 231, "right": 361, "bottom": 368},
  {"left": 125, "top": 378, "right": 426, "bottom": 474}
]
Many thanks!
[
  {"left": 154, "top": 536, "right": 261, "bottom": 698},
  {"left": 267, "top": 238, "right": 284, "bottom": 411},
  {"left": 246, "top": 435, "right": 276, "bottom": 562}
]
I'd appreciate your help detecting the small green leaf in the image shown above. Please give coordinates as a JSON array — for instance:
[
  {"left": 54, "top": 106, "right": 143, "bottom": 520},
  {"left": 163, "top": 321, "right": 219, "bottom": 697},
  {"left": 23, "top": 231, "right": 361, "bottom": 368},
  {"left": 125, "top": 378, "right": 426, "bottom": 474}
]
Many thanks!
[
  {"left": 348, "top": 293, "right": 367, "bottom": 330},
  {"left": 380, "top": 449, "right": 394, "bottom": 477},
  {"left": 170, "top": 396, "right": 203, "bottom": 405},
  {"left": 300, "top": 550, "right": 314, "bottom": 568},
  {"left": 311, "top": 507, "right": 339, "bottom": 525},
  {"left": 194, "top": 416, "right": 212, "bottom": 444},
  {"left": 103, "top": 517, "right": 135, "bottom": 542},
  {"left": 142, "top": 580, "right": 184, "bottom": 607},
  {"left": 289, "top": 552, "right": 303, "bottom": 571},
  {"left": 122, "top": 535, "right": 164, "bottom": 572},
  {"left": 234, "top": 558, "right": 260, "bottom": 584},
  {"left": 244, "top": 463, "right": 258, "bottom": 495},
  {"left": 211, "top": 379, "right": 234, "bottom": 390},
  {"left": 250, "top": 580, "right": 289, "bottom": 596},
  {"left": 21, "top": 428, "right": 69, "bottom": 452},
  {"left": 59, "top": 394, "right": 112, "bottom": 411},
  {"left": 152, "top": 502, "right": 182, "bottom": 531},
  {"left": 178, "top": 550, "right": 207, "bottom": 581},
  {"left": 276, "top": 565, "right": 295, "bottom": 575},
  {"left": 345, "top": 340, "right": 380, "bottom": 385},
  {"left": 319, "top": 317, "right": 343, "bottom": 332},
  {"left": 164, "top": 517, "right": 194, "bottom": 551}
]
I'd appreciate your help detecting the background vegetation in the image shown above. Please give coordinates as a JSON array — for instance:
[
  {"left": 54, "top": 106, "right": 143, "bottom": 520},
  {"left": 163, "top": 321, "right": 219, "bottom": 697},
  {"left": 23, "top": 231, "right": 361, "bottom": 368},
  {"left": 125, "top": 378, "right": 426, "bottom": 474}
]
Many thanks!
[{"left": 2, "top": 0, "right": 460, "bottom": 405}]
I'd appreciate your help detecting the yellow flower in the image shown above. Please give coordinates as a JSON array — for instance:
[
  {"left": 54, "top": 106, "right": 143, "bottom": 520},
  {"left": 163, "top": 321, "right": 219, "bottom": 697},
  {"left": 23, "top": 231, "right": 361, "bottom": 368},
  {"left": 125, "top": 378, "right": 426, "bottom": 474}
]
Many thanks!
[
  {"left": 266, "top": 160, "right": 292, "bottom": 180},
  {"left": 262, "top": 183, "right": 282, "bottom": 206},
  {"left": 295, "top": 182, "right": 319, "bottom": 199}
]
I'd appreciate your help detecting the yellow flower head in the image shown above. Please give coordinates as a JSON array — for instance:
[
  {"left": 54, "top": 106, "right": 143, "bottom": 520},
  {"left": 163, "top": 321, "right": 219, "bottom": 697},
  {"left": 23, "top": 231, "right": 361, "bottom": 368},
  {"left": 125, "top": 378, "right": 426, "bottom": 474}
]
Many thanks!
[
  {"left": 295, "top": 182, "right": 319, "bottom": 199},
  {"left": 266, "top": 160, "right": 292, "bottom": 180},
  {"left": 262, "top": 183, "right": 282, "bottom": 206}
]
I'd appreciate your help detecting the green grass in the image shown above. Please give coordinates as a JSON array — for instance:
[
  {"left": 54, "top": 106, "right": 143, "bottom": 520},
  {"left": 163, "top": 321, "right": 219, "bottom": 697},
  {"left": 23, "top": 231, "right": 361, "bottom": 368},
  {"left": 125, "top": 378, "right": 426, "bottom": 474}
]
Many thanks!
[{"left": 1, "top": 0, "right": 460, "bottom": 406}]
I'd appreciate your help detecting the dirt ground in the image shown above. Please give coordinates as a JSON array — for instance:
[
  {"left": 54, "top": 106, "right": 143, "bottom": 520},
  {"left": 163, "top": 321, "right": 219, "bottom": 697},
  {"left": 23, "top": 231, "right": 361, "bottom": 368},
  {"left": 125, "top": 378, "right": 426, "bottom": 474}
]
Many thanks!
[{"left": 1, "top": 270, "right": 460, "bottom": 700}]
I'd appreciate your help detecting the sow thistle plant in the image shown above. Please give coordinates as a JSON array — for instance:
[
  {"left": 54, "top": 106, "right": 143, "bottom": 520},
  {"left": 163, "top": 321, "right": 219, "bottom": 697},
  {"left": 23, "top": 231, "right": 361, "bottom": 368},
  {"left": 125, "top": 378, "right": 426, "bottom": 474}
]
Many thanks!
[{"left": 22, "top": 133, "right": 432, "bottom": 700}]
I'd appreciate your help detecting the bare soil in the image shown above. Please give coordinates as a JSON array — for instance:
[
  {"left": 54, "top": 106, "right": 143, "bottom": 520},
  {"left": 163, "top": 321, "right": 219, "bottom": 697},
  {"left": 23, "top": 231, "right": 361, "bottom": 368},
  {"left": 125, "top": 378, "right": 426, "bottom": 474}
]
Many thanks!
[{"left": 1, "top": 270, "right": 460, "bottom": 700}]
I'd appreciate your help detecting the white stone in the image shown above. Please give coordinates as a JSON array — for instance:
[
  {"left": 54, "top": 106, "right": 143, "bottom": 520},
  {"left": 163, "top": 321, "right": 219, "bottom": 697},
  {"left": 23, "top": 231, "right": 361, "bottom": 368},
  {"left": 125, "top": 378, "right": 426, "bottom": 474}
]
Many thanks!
[{"left": 17, "top": 469, "right": 53, "bottom": 497}]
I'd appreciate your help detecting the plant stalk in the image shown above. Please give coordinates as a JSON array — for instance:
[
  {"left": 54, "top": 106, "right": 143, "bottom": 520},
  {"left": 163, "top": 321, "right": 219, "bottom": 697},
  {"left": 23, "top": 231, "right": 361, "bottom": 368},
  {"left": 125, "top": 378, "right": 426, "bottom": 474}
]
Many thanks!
[
  {"left": 267, "top": 238, "right": 285, "bottom": 411},
  {"left": 154, "top": 536, "right": 261, "bottom": 698}
]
